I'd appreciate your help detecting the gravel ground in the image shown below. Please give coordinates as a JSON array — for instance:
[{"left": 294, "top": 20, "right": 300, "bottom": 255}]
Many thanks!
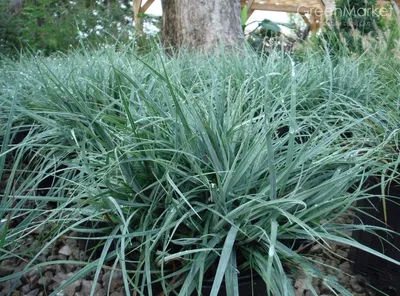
[
  {"left": 0, "top": 158, "right": 377, "bottom": 296},
  {"left": 0, "top": 217, "right": 378, "bottom": 296}
]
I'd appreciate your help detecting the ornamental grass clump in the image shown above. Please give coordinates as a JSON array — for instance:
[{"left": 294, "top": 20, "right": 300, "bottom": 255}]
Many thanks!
[{"left": 0, "top": 46, "right": 399, "bottom": 296}]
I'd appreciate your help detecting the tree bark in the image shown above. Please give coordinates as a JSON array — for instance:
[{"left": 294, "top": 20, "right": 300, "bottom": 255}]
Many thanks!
[
  {"left": 161, "top": 0, "right": 244, "bottom": 52},
  {"left": 8, "top": 0, "right": 24, "bottom": 13}
]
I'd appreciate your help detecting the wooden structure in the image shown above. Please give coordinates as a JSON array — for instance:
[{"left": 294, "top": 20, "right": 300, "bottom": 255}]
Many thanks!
[
  {"left": 133, "top": 0, "right": 399, "bottom": 35},
  {"left": 133, "top": 0, "right": 156, "bottom": 35},
  {"left": 133, "top": 0, "right": 155, "bottom": 21},
  {"left": 241, "top": 0, "right": 326, "bottom": 35},
  {"left": 133, "top": 0, "right": 326, "bottom": 35}
]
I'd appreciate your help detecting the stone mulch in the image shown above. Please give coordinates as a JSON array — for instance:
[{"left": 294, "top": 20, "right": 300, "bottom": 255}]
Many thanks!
[
  {"left": 0, "top": 157, "right": 377, "bottom": 296},
  {"left": 0, "top": 221, "right": 377, "bottom": 296},
  {"left": 0, "top": 230, "right": 126, "bottom": 296}
]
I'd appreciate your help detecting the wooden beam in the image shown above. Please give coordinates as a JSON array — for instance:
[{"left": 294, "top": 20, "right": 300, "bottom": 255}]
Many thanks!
[
  {"left": 247, "top": 0, "right": 256, "bottom": 18},
  {"left": 133, "top": 0, "right": 143, "bottom": 36},
  {"left": 319, "top": 0, "right": 328, "bottom": 8},
  {"left": 133, "top": 0, "right": 142, "bottom": 20},
  {"left": 141, "top": 0, "right": 155, "bottom": 14},
  {"left": 300, "top": 13, "right": 311, "bottom": 26},
  {"left": 318, "top": 9, "right": 325, "bottom": 29},
  {"left": 310, "top": 12, "right": 317, "bottom": 36},
  {"left": 247, "top": 1, "right": 326, "bottom": 33},
  {"left": 250, "top": 3, "right": 318, "bottom": 13}
]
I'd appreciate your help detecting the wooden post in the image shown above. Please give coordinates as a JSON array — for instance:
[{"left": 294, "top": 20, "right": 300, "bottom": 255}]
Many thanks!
[
  {"left": 300, "top": 13, "right": 311, "bottom": 26},
  {"left": 133, "top": 0, "right": 143, "bottom": 36},
  {"left": 310, "top": 11, "right": 317, "bottom": 37},
  {"left": 141, "top": 0, "right": 155, "bottom": 13},
  {"left": 245, "top": 0, "right": 326, "bottom": 34},
  {"left": 319, "top": 9, "right": 325, "bottom": 30},
  {"left": 247, "top": 0, "right": 256, "bottom": 18}
]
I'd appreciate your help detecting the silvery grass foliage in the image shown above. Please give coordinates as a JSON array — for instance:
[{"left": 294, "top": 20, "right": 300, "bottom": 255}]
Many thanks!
[{"left": 0, "top": 46, "right": 399, "bottom": 296}]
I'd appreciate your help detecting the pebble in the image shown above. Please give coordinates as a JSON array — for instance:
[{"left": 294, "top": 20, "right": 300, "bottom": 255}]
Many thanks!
[
  {"left": 59, "top": 245, "right": 72, "bottom": 256},
  {"left": 0, "top": 265, "right": 15, "bottom": 277},
  {"left": 0, "top": 281, "right": 11, "bottom": 295},
  {"left": 65, "top": 238, "right": 78, "bottom": 249},
  {"left": 294, "top": 277, "right": 307, "bottom": 294},
  {"left": 310, "top": 243, "right": 324, "bottom": 254},
  {"left": 29, "top": 274, "right": 40, "bottom": 286},
  {"left": 355, "top": 274, "right": 368, "bottom": 283},
  {"left": 320, "top": 283, "right": 331, "bottom": 295},
  {"left": 55, "top": 265, "right": 65, "bottom": 274},
  {"left": 110, "top": 279, "right": 124, "bottom": 292},
  {"left": 57, "top": 254, "right": 68, "bottom": 260},
  {"left": 37, "top": 272, "right": 52, "bottom": 288},
  {"left": 94, "top": 289, "right": 107, "bottom": 296},
  {"left": 63, "top": 279, "right": 82, "bottom": 296},
  {"left": 65, "top": 265, "right": 76, "bottom": 274},
  {"left": 15, "top": 262, "right": 27, "bottom": 274},
  {"left": 36, "top": 255, "right": 47, "bottom": 263},
  {"left": 21, "top": 284, "right": 31, "bottom": 294},
  {"left": 102, "top": 271, "right": 112, "bottom": 283},
  {"left": 71, "top": 249, "right": 88, "bottom": 261},
  {"left": 32, "top": 225, "right": 45, "bottom": 234},
  {"left": 102, "top": 270, "right": 122, "bottom": 283},
  {"left": 335, "top": 249, "right": 349, "bottom": 259},
  {"left": 115, "top": 287, "right": 126, "bottom": 294},
  {"left": 47, "top": 255, "right": 59, "bottom": 261},
  {"left": 339, "top": 261, "right": 352, "bottom": 273},
  {"left": 47, "top": 283, "right": 57, "bottom": 292},
  {"left": 43, "top": 265, "right": 56, "bottom": 272},
  {"left": 336, "top": 217, "right": 347, "bottom": 224},
  {"left": 102, "top": 270, "right": 123, "bottom": 290},
  {"left": 80, "top": 280, "right": 102, "bottom": 294},
  {"left": 0, "top": 259, "right": 14, "bottom": 266},
  {"left": 25, "top": 288, "right": 40, "bottom": 296},
  {"left": 329, "top": 259, "right": 338, "bottom": 268},
  {"left": 37, "top": 278, "right": 49, "bottom": 287},
  {"left": 350, "top": 278, "right": 365, "bottom": 294},
  {"left": 53, "top": 272, "right": 74, "bottom": 285},
  {"left": 21, "top": 272, "right": 31, "bottom": 285},
  {"left": 338, "top": 273, "right": 350, "bottom": 286}
]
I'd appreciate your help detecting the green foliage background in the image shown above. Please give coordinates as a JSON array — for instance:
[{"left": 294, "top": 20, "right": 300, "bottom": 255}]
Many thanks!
[
  {"left": 0, "top": 0, "right": 137, "bottom": 56},
  {"left": 322, "top": 0, "right": 398, "bottom": 53}
]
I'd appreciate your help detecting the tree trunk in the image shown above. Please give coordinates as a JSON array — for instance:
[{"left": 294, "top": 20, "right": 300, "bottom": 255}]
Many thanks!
[
  {"left": 8, "top": 0, "right": 24, "bottom": 13},
  {"left": 161, "top": 0, "right": 244, "bottom": 51}
]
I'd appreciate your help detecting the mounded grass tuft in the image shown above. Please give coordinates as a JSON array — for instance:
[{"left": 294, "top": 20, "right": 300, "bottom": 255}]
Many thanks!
[{"left": 0, "top": 46, "right": 399, "bottom": 296}]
